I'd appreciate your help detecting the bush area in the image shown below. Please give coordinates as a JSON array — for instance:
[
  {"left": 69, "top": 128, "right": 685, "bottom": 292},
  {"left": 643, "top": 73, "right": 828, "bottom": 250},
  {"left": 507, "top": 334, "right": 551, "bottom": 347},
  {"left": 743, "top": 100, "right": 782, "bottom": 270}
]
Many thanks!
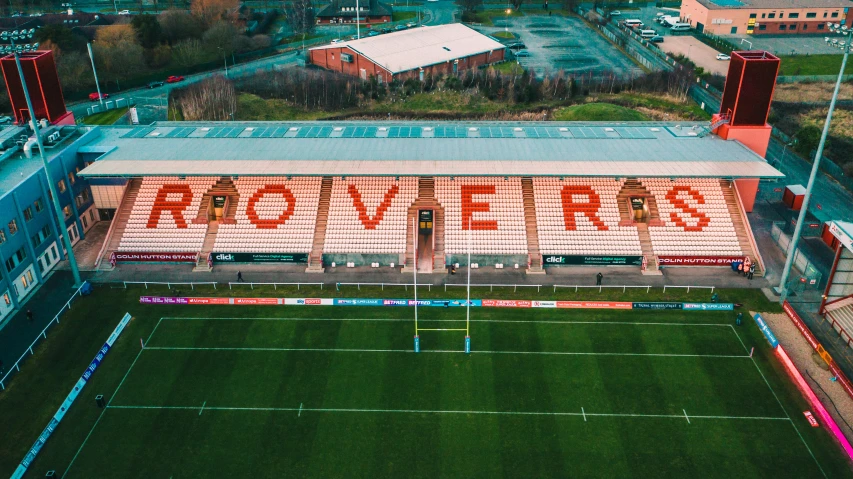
[
  {"left": 23, "top": 0, "right": 287, "bottom": 104},
  {"left": 171, "top": 64, "right": 710, "bottom": 122},
  {"left": 552, "top": 103, "right": 648, "bottom": 121}
]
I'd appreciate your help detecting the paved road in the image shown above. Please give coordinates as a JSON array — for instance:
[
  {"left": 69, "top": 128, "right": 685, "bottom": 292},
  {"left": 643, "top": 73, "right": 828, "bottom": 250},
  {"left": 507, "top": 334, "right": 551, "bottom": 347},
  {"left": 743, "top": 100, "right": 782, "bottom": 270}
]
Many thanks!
[{"left": 663, "top": 36, "right": 728, "bottom": 75}]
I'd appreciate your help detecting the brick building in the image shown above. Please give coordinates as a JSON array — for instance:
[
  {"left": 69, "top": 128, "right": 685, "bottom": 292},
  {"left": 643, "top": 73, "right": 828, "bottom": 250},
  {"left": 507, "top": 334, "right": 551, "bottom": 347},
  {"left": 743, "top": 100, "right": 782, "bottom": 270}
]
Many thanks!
[
  {"left": 316, "top": 0, "right": 393, "bottom": 25},
  {"left": 309, "top": 23, "right": 506, "bottom": 82},
  {"left": 680, "top": 0, "right": 849, "bottom": 35}
]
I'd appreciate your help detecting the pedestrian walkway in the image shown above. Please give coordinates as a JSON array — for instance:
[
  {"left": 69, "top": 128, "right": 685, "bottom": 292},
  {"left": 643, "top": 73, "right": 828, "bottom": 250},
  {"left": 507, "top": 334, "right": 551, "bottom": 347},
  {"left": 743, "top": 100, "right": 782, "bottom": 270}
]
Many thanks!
[{"left": 0, "top": 271, "right": 80, "bottom": 388}]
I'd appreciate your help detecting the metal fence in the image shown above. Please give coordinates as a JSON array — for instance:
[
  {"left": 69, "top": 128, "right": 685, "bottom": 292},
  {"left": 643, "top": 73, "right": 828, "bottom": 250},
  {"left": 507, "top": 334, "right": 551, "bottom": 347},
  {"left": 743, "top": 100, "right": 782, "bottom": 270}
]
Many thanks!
[
  {"left": 115, "top": 281, "right": 218, "bottom": 289},
  {"left": 553, "top": 285, "right": 715, "bottom": 293},
  {"left": 336, "top": 282, "right": 433, "bottom": 291},
  {"left": 444, "top": 284, "right": 543, "bottom": 293},
  {"left": 228, "top": 282, "right": 323, "bottom": 290},
  {"left": 1, "top": 283, "right": 86, "bottom": 390}
]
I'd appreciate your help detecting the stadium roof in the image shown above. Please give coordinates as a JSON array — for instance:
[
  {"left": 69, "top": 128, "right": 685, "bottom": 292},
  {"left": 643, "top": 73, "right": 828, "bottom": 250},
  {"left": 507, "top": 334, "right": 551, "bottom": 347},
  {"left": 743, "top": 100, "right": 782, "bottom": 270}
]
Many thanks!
[
  {"left": 309, "top": 24, "right": 506, "bottom": 74},
  {"left": 76, "top": 121, "right": 783, "bottom": 179},
  {"left": 696, "top": 0, "right": 850, "bottom": 9}
]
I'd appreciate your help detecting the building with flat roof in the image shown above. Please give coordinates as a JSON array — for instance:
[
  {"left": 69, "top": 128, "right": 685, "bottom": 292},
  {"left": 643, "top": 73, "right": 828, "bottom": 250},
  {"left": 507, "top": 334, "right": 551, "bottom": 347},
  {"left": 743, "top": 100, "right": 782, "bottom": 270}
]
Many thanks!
[
  {"left": 680, "top": 0, "right": 849, "bottom": 34},
  {"left": 316, "top": 0, "right": 393, "bottom": 24},
  {"left": 309, "top": 23, "right": 506, "bottom": 82}
]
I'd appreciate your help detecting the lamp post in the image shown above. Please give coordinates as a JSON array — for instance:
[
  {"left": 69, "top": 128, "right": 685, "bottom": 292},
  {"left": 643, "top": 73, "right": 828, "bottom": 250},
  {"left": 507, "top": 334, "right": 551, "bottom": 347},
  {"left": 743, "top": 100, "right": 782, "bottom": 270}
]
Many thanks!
[
  {"left": 0, "top": 30, "right": 82, "bottom": 287},
  {"left": 218, "top": 47, "right": 228, "bottom": 77},
  {"left": 86, "top": 43, "right": 104, "bottom": 107},
  {"left": 777, "top": 23, "right": 851, "bottom": 303},
  {"left": 505, "top": 8, "right": 511, "bottom": 34}
]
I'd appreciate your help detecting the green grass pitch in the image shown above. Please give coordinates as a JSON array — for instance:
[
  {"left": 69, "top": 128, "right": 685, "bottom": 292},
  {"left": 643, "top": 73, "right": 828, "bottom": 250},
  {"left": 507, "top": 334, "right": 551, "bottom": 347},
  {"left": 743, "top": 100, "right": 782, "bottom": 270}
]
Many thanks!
[{"left": 1, "top": 285, "right": 852, "bottom": 478}]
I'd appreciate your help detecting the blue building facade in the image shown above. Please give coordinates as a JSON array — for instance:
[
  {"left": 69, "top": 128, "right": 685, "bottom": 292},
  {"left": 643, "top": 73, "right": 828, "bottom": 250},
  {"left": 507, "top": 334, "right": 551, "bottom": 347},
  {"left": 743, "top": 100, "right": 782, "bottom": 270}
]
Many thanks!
[{"left": 0, "top": 128, "right": 99, "bottom": 324}]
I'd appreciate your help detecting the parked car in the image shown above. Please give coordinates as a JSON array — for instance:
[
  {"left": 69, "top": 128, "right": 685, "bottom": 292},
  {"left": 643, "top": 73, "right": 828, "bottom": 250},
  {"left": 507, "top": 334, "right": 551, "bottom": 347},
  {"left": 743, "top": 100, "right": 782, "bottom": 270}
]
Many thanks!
[
  {"left": 507, "top": 42, "right": 527, "bottom": 50},
  {"left": 367, "top": 30, "right": 380, "bottom": 37},
  {"left": 514, "top": 50, "right": 531, "bottom": 57},
  {"left": 610, "top": 10, "right": 621, "bottom": 15},
  {"left": 166, "top": 75, "right": 185, "bottom": 83},
  {"left": 147, "top": 80, "right": 165, "bottom": 89},
  {"left": 406, "top": 22, "right": 416, "bottom": 28},
  {"left": 331, "top": 38, "right": 342, "bottom": 44},
  {"left": 395, "top": 24, "right": 407, "bottom": 30},
  {"left": 650, "top": 35, "right": 664, "bottom": 43},
  {"left": 716, "top": 53, "right": 731, "bottom": 60},
  {"left": 89, "top": 92, "right": 108, "bottom": 101},
  {"left": 0, "top": 116, "right": 12, "bottom": 124},
  {"left": 380, "top": 28, "right": 391, "bottom": 34},
  {"left": 118, "top": 9, "right": 130, "bottom": 14}
]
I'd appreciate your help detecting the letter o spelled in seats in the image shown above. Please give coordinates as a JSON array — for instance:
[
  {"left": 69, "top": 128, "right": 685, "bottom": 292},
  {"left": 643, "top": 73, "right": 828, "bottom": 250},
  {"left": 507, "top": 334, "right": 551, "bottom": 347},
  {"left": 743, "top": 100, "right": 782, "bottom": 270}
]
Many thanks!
[{"left": 247, "top": 185, "right": 296, "bottom": 229}]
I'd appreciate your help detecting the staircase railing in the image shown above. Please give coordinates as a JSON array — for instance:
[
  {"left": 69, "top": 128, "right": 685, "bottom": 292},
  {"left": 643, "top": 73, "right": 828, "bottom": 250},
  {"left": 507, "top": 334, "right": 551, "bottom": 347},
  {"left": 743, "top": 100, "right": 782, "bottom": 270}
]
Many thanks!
[
  {"left": 93, "top": 181, "right": 133, "bottom": 268},
  {"left": 731, "top": 181, "right": 766, "bottom": 275}
]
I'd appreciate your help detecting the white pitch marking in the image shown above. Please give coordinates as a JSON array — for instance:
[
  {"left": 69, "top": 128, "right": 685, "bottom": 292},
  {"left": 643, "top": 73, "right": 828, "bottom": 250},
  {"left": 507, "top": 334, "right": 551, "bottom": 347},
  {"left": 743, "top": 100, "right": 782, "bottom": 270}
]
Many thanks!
[
  {"left": 106, "top": 404, "right": 789, "bottom": 422},
  {"left": 298, "top": 403, "right": 303, "bottom": 417},
  {"left": 582, "top": 407, "right": 586, "bottom": 422},
  {"left": 199, "top": 401, "right": 206, "bottom": 416},
  {"left": 142, "top": 346, "right": 748, "bottom": 359},
  {"left": 683, "top": 409, "right": 690, "bottom": 424}
]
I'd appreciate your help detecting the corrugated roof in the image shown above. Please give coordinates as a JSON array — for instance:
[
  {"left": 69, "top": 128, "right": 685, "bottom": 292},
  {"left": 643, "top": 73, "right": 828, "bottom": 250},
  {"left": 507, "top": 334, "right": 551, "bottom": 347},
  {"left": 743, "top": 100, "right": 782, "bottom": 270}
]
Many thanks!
[
  {"left": 77, "top": 121, "right": 784, "bottom": 179},
  {"left": 698, "top": 0, "right": 848, "bottom": 9},
  {"left": 309, "top": 23, "right": 505, "bottom": 74}
]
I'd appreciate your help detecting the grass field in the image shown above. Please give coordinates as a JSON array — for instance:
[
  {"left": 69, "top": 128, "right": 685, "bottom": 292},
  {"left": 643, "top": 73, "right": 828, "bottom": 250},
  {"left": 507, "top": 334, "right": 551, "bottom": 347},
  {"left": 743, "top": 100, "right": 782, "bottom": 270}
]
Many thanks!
[
  {"left": 778, "top": 54, "right": 853, "bottom": 77},
  {"left": 552, "top": 103, "right": 650, "bottom": 121},
  {"left": 3, "top": 285, "right": 852, "bottom": 478},
  {"left": 81, "top": 107, "right": 129, "bottom": 126}
]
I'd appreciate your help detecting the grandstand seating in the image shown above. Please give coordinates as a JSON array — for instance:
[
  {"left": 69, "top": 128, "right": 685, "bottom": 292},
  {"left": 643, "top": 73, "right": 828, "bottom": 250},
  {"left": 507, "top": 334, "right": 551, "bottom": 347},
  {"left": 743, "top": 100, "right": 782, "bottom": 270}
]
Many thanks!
[
  {"left": 533, "top": 178, "right": 642, "bottom": 256},
  {"left": 119, "top": 177, "right": 217, "bottom": 252},
  {"left": 213, "top": 177, "right": 321, "bottom": 253},
  {"left": 323, "top": 177, "right": 418, "bottom": 254},
  {"left": 435, "top": 177, "right": 527, "bottom": 255},
  {"left": 640, "top": 178, "right": 743, "bottom": 256}
]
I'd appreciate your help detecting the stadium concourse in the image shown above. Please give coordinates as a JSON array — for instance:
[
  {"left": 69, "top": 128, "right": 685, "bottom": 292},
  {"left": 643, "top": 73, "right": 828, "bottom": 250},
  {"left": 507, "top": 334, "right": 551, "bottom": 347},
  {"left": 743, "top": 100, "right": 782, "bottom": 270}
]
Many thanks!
[{"left": 73, "top": 120, "right": 783, "bottom": 282}]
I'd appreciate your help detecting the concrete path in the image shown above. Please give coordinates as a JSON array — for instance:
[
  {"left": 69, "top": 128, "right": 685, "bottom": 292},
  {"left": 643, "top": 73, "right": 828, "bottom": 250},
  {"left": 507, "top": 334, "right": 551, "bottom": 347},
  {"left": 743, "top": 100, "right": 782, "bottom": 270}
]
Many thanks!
[{"left": 662, "top": 36, "right": 729, "bottom": 76}]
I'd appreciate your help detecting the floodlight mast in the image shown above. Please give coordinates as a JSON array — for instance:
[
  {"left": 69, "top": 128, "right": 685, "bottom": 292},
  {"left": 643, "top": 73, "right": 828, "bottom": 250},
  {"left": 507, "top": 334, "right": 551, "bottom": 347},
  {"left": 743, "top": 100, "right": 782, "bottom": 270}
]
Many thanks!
[
  {"left": 1, "top": 30, "right": 82, "bottom": 287},
  {"left": 776, "top": 24, "right": 851, "bottom": 303}
]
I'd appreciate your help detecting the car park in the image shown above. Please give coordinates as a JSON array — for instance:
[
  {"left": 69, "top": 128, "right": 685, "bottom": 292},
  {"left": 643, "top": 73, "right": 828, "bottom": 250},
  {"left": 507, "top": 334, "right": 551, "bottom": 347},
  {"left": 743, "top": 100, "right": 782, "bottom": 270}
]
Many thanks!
[
  {"left": 670, "top": 23, "right": 692, "bottom": 31},
  {"left": 147, "top": 81, "right": 165, "bottom": 89},
  {"left": 716, "top": 53, "right": 731, "bottom": 60},
  {"left": 640, "top": 29, "right": 657, "bottom": 38},
  {"left": 650, "top": 35, "right": 664, "bottom": 43},
  {"left": 166, "top": 75, "right": 185, "bottom": 83}
]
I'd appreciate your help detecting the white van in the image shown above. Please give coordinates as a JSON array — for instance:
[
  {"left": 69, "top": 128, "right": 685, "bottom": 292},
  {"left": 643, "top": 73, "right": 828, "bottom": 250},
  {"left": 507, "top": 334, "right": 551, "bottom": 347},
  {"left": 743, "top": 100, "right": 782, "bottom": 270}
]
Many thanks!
[
  {"left": 670, "top": 23, "right": 692, "bottom": 31},
  {"left": 640, "top": 29, "right": 657, "bottom": 38},
  {"left": 624, "top": 19, "right": 643, "bottom": 27}
]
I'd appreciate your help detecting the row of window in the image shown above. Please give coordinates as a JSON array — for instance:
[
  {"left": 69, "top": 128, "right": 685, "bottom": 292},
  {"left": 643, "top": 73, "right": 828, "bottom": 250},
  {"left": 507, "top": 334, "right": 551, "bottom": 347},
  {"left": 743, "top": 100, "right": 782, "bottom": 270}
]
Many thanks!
[
  {"left": 758, "top": 11, "right": 839, "bottom": 19},
  {"left": 0, "top": 198, "right": 44, "bottom": 244},
  {"left": 757, "top": 23, "right": 829, "bottom": 31},
  {"left": 5, "top": 246, "right": 26, "bottom": 273}
]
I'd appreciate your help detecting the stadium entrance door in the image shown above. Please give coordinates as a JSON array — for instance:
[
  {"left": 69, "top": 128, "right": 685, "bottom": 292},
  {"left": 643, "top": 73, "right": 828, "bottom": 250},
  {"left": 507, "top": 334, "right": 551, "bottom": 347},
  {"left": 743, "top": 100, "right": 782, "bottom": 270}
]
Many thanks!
[
  {"left": 630, "top": 197, "right": 650, "bottom": 222},
  {"left": 417, "top": 209, "right": 434, "bottom": 273}
]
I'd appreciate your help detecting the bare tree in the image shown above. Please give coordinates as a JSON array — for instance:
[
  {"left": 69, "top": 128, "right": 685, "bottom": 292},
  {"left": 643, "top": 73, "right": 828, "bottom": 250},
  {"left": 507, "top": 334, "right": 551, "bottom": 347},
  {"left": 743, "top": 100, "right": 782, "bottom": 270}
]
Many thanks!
[
  {"left": 202, "top": 21, "right": 240, "bottom": 56},
  {"left": 173, "top": 75, "right": 237, "bottom": 121},
  {"left": 93, "top": 25, "right": 147, "bottom": 89},
  {"left": 455, "top": 0, "right": 482, "bottom": 14},
  {"left": 284, "top": 0, "right": 315, "bottom": 47},
  {"left": 190, "top": 0, "right": 239, "bottom": 27},
  {"left": 158, "top": 9, "right": 204, "bottom": 44},
  {"left": 172, "top": 38, "right": 207, "bottom": 67}
]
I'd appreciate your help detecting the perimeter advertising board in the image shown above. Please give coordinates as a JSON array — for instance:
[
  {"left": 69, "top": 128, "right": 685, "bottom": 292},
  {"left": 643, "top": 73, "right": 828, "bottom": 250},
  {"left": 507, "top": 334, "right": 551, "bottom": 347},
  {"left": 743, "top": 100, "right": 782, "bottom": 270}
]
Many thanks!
[
  {"left": 658, "top": 256, "right": 743, "bottom": 266},
  {"left": 543, "top": 255, "right": 643, "bottom": 266},
  {"left": 212, "top": 253, "right": 308, "bottom": 263}
]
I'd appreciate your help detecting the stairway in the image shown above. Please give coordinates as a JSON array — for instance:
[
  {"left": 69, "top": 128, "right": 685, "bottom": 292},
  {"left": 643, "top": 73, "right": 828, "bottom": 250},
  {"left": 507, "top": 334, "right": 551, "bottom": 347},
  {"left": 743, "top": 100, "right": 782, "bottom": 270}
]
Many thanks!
[
  {"left": 721, "top": 179, "right": 764, "bottom": 276},
  {"left": 635, "top": 223, "right": 662, "bottom": 275},
  {"left": 521, "top": 177, "right": 544, "bottom": 273},
  {"left": 96, "top": 178, "right": 142, "bottom": 270},
  {"left": 193, "top": 221, "right": 219, "bottom": 272},
  {"left": 404, "top": 177, "right": 445, "bottom": 272},
  {"left": 617, "top": 179, "right": 661, "bottom": 274},
  {"left": 306, "top": 176, "right": 333, "bottom": 273},
  {"left": 195, "top": 176, "right": 238, "bottom": 224}
]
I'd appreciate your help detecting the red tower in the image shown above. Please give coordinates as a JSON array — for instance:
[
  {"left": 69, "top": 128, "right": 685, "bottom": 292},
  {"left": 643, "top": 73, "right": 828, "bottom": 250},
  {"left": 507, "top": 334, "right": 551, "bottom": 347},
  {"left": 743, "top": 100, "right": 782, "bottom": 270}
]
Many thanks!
[
  {"left": 712, "top": 50, "right": 780, "bottom": 212},
  {"left": 1, "top": 50, "right": 72, "bottom": 125}
]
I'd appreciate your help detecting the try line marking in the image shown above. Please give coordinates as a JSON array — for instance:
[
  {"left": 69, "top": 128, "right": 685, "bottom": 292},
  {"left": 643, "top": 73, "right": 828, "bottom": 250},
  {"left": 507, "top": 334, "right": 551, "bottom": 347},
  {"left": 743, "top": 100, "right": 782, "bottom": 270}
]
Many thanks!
[
  {"left": 142, "top": 346, "right": 750, "bottom": 359},
  {"left": 160, "top": 317, "right": 734, "bottom": 327},
  {"left": 105, "top": 404, "right": 790, "bottom": 422}
]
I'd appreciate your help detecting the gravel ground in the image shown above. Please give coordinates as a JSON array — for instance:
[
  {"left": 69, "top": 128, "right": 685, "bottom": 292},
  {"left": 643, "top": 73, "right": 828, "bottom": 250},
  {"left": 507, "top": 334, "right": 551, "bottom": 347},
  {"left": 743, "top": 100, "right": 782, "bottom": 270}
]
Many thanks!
[{"left": 757, "top": 310, "right": 853, "bottom": 445}]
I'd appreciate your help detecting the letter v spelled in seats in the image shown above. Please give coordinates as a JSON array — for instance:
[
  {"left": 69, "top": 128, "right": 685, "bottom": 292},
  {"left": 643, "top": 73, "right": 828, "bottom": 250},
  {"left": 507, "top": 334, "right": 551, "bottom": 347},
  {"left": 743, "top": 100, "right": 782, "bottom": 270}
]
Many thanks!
[{"left": 323, "top": 177, "right": 417, "bottom": 254}]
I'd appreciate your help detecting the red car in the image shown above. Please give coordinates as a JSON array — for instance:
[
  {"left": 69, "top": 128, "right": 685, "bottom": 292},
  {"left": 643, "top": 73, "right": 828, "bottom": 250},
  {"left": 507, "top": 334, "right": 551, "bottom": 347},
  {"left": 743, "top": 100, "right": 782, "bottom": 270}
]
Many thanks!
[
  {"left": 166, "top": 75, "right": 185, "bottom": 83},
  {"left": 89, "top": 92, "right": 109, "bottom": 101}
]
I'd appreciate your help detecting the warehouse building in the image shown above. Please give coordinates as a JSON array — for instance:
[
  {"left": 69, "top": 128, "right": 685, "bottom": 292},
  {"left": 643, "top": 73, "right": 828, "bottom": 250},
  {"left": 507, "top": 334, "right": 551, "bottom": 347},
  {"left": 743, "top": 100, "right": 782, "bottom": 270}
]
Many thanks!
[
  {"left": 309, "top": 23, "right": 506, "bottom": 82},
  {"left": 680, "top": 0, "right": 849, "bottom": 35}
]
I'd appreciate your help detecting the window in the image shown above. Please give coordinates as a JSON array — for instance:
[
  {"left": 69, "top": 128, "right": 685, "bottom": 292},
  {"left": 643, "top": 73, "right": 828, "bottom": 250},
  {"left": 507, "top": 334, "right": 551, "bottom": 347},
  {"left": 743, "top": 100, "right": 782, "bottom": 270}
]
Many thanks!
[
  {"left": 67, "top": 172, "right": 75, "bottom": 185},
  {"left": 750, "top": 13, "right": 756, "bottom": 18},
  {"left": 89, "top": 210, "right": 95, "bottom": 221},
  {"left": 0, "top": 229, "right": 4, "bottom": 244},
  {"left": 790, "top": 24, "right": 796, "bottom": 29},
  {"left": 26, "top": 270, "right": 33, "bottom": 283},
  {"left": 23, "top": 206, "right": 33, "bottom": 222},
  {"left": 831, "top": 12, "right": 838, "bottom": 17},
  {"left": 779, "top": 24, "right": 786, "bottom": 30},
  {"left": 8, "top": 219, "right": 17, "bottom": 235},
  {"left": 21, "top": 274, "right": 27, "bottom": 288},
  {"left": 768, "top": 13, "right": 776, "bottom": 18},
  {"left": 6, "top": 246, "right": 26, "bottom": 272},
  {"left": 730, "top": 26, "right": 738, "bottom": 33},
  {"left": 803, "top": 24, "right": 808, "bottom": 30},
  {"left": 761, "top": 13, "right": 766, "bottom": 18},
  {"left": 788, "top": 12, "right": 799, "bottom": 18},
  {"left": 779, "top": 12, "right": 784, "bottom": 18},
  {"left": 34, "top": 198, "right": 43, "bottom": 212},
  {"left": 3, "top": 293, "right": 9, "bottom": 305},
  {"left": 806, "top": 12, "right": 816, "bottom": 18},
  {"left": 57, "top": 179, "right": 66, "bottom": 193},
  {"left": 16, "top": 247, "right": 26, "bottom": 262},
  {"left": 32, "top": 225, "right": 50, "bottom": 249},
  {"left": 62, "top": 205, "right": 72, "bottom": 219},
  {"left": 824, "top": 12, "right": 828, "bottom": 18},
  {"left": 818, "top": 23, "right": 825, "bottom": 29},
  {"left": 759, "top": 24, "right": 767, "bottom": 30}
]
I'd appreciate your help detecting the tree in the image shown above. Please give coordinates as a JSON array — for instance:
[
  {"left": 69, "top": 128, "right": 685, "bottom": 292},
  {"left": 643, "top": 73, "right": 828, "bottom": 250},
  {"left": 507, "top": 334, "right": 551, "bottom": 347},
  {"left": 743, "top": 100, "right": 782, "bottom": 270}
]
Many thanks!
[
  {"left": 95, "top": 24, "right": 137, "bottom": 48},
  {"left": 56, "top": 51, "right": 95, "bottom": 93},
  {"left": 202, "top": 21, "right": 239, "bottom": 56},
  {"left": 284, "top": 0, "right": 315, "bottom": 41},
  {"left": 455, "top": 0, "right": 482, "bottom": 14},
  {"left": 94, "top": 25, "right": 147, "bottom": 89},
  {"left": 158, "top": 9, "right": 204, "bottom": 44},
  {"left": 190, "top": 0, "right": 239, "bottom": 27},
  {"left": 794, "top": 125, "right": 823, "bottom": 159},
  {"left": 35, "top": 25, "right": 86, "bottom": 53},
  {"left": 172, "top": 38, "right": 206, "bottom": 67},
  {"left": 172, "top": 75, "right": 236, "bottom": 121},
  {"left": 144, "top": 44, "right": 173, "bottom": 68},
  {"left": 131, "top": 14, "right": 164, "bottom": 49}
]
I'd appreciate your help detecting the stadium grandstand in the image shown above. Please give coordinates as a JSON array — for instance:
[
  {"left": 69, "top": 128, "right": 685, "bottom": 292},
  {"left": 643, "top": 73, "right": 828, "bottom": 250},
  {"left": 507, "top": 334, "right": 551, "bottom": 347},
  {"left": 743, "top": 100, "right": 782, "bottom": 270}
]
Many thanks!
[{"left": 73, "top": 118, "right": 782, "bottom": 276}]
